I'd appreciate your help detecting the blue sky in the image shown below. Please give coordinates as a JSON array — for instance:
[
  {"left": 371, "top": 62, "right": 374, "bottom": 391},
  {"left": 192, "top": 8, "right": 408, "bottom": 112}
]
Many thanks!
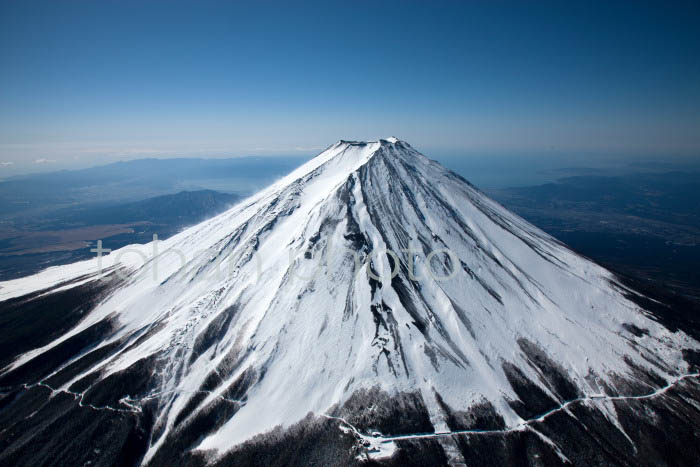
[{"left": 1, "top": 0, "right": 699, "bottom": 173}]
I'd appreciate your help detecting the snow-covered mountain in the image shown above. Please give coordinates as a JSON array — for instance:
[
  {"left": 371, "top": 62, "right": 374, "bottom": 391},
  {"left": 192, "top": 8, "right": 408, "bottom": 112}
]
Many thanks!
[{"left": 1, "top": 138, "right": 699, "bottom": 466}]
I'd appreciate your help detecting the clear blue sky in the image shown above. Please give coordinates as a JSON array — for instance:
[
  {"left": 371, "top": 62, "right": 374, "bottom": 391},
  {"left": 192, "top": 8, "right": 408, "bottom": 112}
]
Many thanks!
[{"left": 1, "top": 0, "right": 699, "bottom": 173}]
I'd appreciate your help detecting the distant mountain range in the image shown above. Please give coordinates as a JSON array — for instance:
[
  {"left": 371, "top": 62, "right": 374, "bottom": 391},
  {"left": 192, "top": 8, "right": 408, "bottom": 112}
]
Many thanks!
[
  {"left": 0, "top": 190, "right": 241, "bottom": 280},
  {"left": 0, "top": 156, "right": 307, "bottom": 219}
]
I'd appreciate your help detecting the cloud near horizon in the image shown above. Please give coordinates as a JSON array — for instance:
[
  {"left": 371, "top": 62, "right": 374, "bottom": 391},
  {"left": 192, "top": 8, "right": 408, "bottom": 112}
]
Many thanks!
[{"left": 34, "top": 158, "right": 57, "bottom": 164}]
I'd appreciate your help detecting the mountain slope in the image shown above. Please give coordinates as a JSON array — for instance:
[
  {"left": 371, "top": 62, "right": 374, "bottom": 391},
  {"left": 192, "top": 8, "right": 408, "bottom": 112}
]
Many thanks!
[{"left": 1, "top": 138, "right": 699, "bottom": 466}]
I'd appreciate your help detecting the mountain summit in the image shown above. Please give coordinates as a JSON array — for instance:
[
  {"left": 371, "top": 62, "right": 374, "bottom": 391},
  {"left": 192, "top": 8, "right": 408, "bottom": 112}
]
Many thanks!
[{"left": 1, "top": 139, "right": 699, "bottom": 466}]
